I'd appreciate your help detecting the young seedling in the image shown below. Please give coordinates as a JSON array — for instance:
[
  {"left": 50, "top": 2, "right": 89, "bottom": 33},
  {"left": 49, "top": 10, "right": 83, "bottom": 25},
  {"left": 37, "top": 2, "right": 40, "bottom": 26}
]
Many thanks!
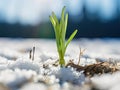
[{"left": 49, "top": 6, "right": 78, "bottom": 67}]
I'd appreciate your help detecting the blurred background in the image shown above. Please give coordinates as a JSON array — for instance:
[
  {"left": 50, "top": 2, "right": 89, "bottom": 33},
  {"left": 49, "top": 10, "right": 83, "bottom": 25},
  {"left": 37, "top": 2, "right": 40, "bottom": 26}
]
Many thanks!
[{"left": 0, "top": 0, "right": 120, "bottom": 38}]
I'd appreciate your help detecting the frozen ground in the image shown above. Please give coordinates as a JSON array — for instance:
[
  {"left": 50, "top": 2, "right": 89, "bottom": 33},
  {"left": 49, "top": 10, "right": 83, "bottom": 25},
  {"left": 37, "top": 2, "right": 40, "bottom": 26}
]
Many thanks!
[{"left": 0, "top": 38, "right": 120, "bottom": 90}]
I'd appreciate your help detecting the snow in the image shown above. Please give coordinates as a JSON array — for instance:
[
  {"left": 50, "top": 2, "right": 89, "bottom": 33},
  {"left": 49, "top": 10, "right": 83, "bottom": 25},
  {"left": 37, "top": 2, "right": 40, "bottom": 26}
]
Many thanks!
[
  {"left": 91, "top": 71, "right": 120, "bottom": 90},
  {"left": 8, "top": 58, "right": 40, "bottom": 73},
  {"left": 0, "top": 69, "right": 36, "bottom": 89},
  {"left": 20, "top": 83, "right": 47, "bottom": 90},
  {"left": 0, "top": 38, "right": 120, "bottom": 90},
  {"left": 55, "top": 67, "right": 85, "bottom": 85}
]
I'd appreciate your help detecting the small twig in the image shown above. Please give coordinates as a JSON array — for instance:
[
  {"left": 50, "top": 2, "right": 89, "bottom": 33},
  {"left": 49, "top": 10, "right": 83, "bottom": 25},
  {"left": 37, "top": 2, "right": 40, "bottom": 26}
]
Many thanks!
[
  {"left": 78, "top": 47, "right": 86, "bottom": 65},
  {"left": 32, "top": 46, "right": 35, "bottom": 61},
  {"left": 29, "top": 49, "right": 32, "bottom": 59},
  {"left": 66, "top": 60, "right": 84, "bottom": 71}
]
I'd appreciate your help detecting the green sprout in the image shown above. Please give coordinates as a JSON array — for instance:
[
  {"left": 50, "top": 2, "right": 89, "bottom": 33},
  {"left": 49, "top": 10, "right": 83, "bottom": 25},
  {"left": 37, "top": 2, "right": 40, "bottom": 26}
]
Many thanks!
[{"left": 49, "top": 6, "right": 78, "bottom": 67}]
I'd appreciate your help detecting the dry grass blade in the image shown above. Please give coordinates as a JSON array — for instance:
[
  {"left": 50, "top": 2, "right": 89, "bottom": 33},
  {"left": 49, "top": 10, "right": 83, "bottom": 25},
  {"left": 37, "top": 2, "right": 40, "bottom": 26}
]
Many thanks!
[{"left": 78, "top": 48, "right": 86, "bottom": 65}]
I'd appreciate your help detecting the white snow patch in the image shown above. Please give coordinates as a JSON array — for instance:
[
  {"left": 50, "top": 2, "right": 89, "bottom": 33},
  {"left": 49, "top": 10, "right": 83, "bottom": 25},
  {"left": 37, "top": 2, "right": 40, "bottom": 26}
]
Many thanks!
[
  {"left": 0, "top": 69, "right": 36, "bottom": 87},
  {"left": 91, "top": 71, "right": 120, "bottom": 90},
  {"left": 20, "top": 83, "right": 47, "bottom": 90},
  {"left": 8, "top": 58, "right": 40, "bottom": 73},
  {"left": 55, "top": 67, "right": 85, "bottom": 85}
]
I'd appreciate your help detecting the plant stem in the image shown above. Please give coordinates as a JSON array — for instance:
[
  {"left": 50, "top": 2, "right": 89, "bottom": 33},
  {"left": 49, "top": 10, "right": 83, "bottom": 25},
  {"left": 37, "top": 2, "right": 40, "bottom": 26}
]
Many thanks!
[
  {"left": 59, "top": 56, "right": 65, "bottom": 67},
  {"left": 59, "top": 50, "right": 65, "bottom": 67}
]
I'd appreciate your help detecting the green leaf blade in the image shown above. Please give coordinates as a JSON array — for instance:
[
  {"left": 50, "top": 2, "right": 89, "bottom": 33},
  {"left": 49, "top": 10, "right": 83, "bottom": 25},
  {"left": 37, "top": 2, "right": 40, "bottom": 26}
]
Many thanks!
[
  {"left": 61, "top": 6, "right": 66, "bottom": 21},
  {"left": 65, "top": 29, "right": 78, "bottom": 50},
  {"left": 63, "top": 13, "right": 68, "bottom": 40},
  {"left": 52, "top": 12, "right": 59, "bottom": 25},
  {"left": 49, "top": 16, "right": 56, "bottom": 29}
]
